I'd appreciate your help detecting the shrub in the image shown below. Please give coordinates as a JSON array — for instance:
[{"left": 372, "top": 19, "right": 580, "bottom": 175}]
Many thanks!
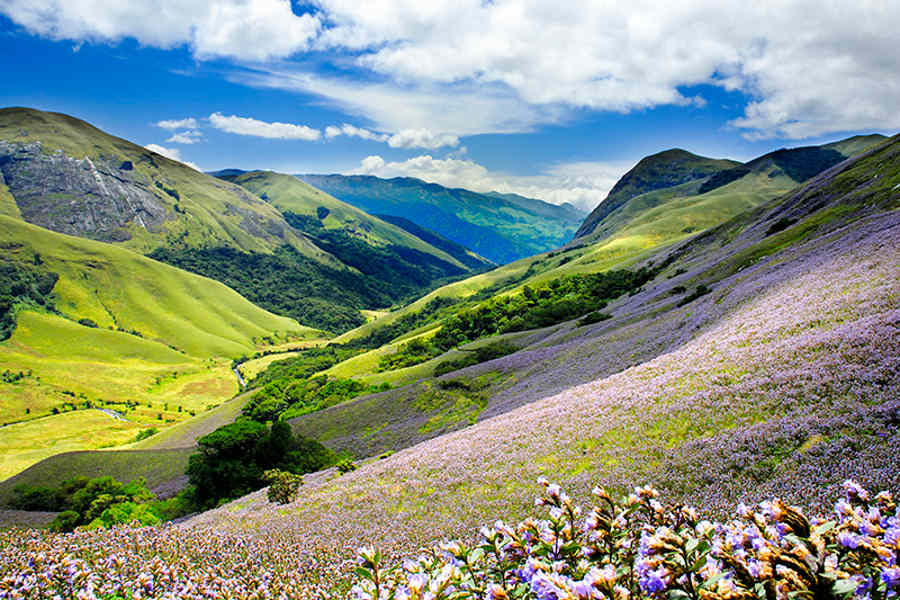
[
  {"left": 336, "top": 459, "right": 357, "bottom": 474},
  {"left": 263, "top": 469, "right": 304, "bottom": 504},
  {"left": 767, "top": 216, "right": 798, "bottom": 235},
  {"left": 676, "top": 284, "right": 711, "bottom": 307},
  {"left": 577, "top": 311, "right": 612, "bottom": 326},
  {"left": 350, "top": 479, "right": 900, "bottom": 600}
]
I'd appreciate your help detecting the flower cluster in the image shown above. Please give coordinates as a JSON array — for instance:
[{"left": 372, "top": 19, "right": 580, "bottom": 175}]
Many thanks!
[{"left": 351, "top": 479, "right": 900, "bottom": 600}]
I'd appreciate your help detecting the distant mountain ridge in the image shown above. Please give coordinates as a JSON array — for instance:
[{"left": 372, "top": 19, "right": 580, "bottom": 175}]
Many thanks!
[
  {"left": 298, "top": 174, "right": 586, "bottom": 264},
  {"left": 573, "top": 135, "right": 888, "bottom": 240}
]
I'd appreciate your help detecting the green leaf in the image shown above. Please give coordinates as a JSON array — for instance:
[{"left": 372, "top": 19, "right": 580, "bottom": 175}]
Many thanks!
[
  {"left": 700, "top": 573, "right": 726, "bottom": 590},
  {"left": 667, "top": 589, "right": 692, "bottom": 600},
  {"left": 832, "top": 579, "right": 858, "bottom": 596},
  {"left": 813, "top": 521, "right": 836, "bottom": 537},
  {"left": 354, "top": 567, "right": 373, "bottom": 581}
]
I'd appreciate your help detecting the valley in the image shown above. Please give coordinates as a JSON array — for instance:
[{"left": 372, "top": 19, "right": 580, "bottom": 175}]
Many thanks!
[{"left": 0, "top": 108, "right": 897, "bottom": 599}]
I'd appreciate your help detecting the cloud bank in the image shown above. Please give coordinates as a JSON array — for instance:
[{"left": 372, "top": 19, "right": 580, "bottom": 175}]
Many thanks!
[
  {"left": 10, "top": 1, "right": 899, "bottom": 139},
  {"left": 354, "top": 154, "right": 633, "bottom": 212}
]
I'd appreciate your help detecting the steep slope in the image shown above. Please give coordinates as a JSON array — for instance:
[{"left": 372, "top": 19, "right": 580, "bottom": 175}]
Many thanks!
[
  {"left": 371, "top": 214, "right": 494, "bottom": 271},
  {"left": 574, "top": 136, "right": 887, "bottom": 242},
  {"left": 289, "top": 135, "right": 900, "bottom": 456},
  {"left": 180, "top": 136, "right": 899, "bottom": 595},
  {"left": 298, "top": 174, "right": 586, "bottom": 264},
  {"left": 0, "top": 216, "right": 314, "bottom": 479},
  {"left": 574, "top": 149, "right": 739, "bottom": 238},
  {"left": 0, "top": 107, "right": 328, "bottom": 261},
  {"left": 218, "top": 170, "right": 470, "bottom": 270}
]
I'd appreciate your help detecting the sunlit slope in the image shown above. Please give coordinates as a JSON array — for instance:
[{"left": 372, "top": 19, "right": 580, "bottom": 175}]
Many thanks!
[
  {"left": 221, "top": 171, "right": 470, "bottom": 270},
  {"left": 191, "top": 140, "right": 900, "bottom": 582},
  {"left": 0, "top": 216, "right": 310, "bottom": 357},
  {"left": 292, "top": 134, "right": 900, "bottom": 458},
  {"left": 0, "top": 107, "right": 330, "bottom": 262}
]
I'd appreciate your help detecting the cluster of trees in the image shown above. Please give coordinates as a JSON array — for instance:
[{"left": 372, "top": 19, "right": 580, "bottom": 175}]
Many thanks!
[
  {"left": 150, "top": 213, "right": 473, "bottom": 334},
  {"left": 0, "top": 254, "right": 58, "bottom": 340},
  {"left": 243, "top": 374, "right": 390, "bottom": 422},
  {"left": 185, "top": 420, "right": 334, "bottom": 510},
  {"left": 376, "top": 267, "right": 656, "bottom": 372},
  {"left": 10, "top": 476, "right": 183, "bottom": 532}
]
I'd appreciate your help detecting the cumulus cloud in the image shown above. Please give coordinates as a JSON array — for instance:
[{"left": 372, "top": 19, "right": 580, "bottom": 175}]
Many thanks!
[
  {"left": 1, "top": 0, "right": 319, "bottom": 61},
  {"left": 208, "top": 112, "right": 320, "bottom": 140},
  {"left": 144, "top": 144, "right": 200, "bottom": 170},
  {"left": 324, "top": 123, "right": 389, "bottom": 142},
  {"left": 4, "top": 2, "right": 899, "bottom": 139},
  {"left": 156, "top": 118, "right": 198, "bottom": 131},
  {"left": 388, "top": 129, "right": 458, "bottom": 150},
  {"left": 165, "top": 131, "right": 202, "bottom": 144},
  {"left": 354, "top": 154, "right": 635, "bottom": 212}
]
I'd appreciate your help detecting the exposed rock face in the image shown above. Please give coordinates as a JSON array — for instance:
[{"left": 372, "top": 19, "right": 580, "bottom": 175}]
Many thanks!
[{"left": 0, "top": 141, "right": 167, "bottom": 242}]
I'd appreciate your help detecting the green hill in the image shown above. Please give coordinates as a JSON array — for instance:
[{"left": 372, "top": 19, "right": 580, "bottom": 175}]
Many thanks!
[
  {"left": 574, "top": 149, "right": 740, "bottom": 238},
  {"left": 0, "top": 107, "right": 328, "bottom": 261},
  {"left": 0, "top": 215, "right": 315, "bottom": 479},
  {"left": 298, "top": 174, "right": 586, "bottom": 264}
]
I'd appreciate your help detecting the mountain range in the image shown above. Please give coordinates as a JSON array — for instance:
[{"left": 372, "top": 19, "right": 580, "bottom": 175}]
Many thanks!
[{"left": 0, "top": 107, "right": 897, "bottom": 587}]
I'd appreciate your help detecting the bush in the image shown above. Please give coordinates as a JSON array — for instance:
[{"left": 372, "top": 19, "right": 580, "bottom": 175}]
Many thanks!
[
  {"left": 676, "top": 284, "right": 712, "bottom": 307},
  {"left": 350, "top": 479, "right": 900, "bottom": 600},
  {"left": 577, "top": 311, "right": 612, "bottom": 326},
  {"left": 336, "top": 459, "right": 357, "bottom": 474},
  {"left": 49, "top": 510, "right": 80, "bottom": 533},
  {"left": 263, "top": 469, "right": 304, "bottom": 504}
]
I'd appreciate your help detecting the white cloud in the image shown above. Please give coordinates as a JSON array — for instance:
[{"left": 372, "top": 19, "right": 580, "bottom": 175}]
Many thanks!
[
  {"left": 5, "top": 2, "right": 900, "bottom": 139},
  {"left": 208, "top": 112, "right": 320, "bottom": 140},
  {"left": 1, "top": 0, "right": 319, "bottom": 61},
  {"left": 324, "top": 123, "right": 389, "bottom": 142},
  {"left": 388, "top": 129, "right": 458, "bottom": 150},
  {"left": 144, "top": 144, "right": 200, "bottom": 170},
  {"left": 353, "top": 154, "right": 635, "bottom": 212},
  {"left": 156, "top": 118, "right": 198, "bottom": 131},
  {"left": 165, "top": 130, "right": 203, "bottom": 144}
]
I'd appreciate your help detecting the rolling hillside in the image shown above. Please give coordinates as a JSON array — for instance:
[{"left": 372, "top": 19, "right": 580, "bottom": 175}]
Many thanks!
[
  {"left": 298, "top": 174, "right": 586, "bottom": 264},
  {"left": 0, "top": 107, "right": 328, "bottom": 261},
  {"left": 171, "top": 134, "right": 900, "bottom": 598},
  {"left": 0, "top": 215, "right": 315, "bottom": 479}
]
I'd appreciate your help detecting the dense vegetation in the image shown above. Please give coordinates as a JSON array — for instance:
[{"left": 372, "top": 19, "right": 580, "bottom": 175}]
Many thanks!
[
  {"left": 374, "top": 213, "right": 493, "bottom": 271},
  {"left": 150, "top": 234, "right": 468, "bottom": 334},
  {"left": 352, "top": 480, "right": 900, "bottom": 600},
  {"left": 761, "top": 146, "right": 846, "bottom": 182},
  {"left": 185, "top": 420, "right": 334, "bottom": 510},
  {"left": 283, "top": 211, "right": 467, "bottom": 291},
  {"left": 243, "top": 374, "right": 390, "bottom": 422},
  {"left": 10, "top": 475, "right": 182, "bottom": 532},
  {"left": 376, "top": 266, "right": 656, "bottom": 372},
  {"left": 0, "top": 253, "right": 58, "bottom": 340},
  {"left": 148, "top": 245, "right": 388, "bottom": 333},
  {"left": 431, "top": 340, "right": 520, "bottom": 377}
]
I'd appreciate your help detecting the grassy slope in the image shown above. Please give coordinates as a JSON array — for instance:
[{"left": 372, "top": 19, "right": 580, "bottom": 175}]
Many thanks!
[
  {"left": 299, "top": 174, "right": 584, "bottom": 264},
  {"left": 0, "top": 108, "right": 330, "bottom": 261},
  {"left": 0, "top": 216, "right": 316, "bottom": 480},
  {"left": 288, "top": 135, "right": 899, "bottom": 456},
  {"left": 190, "top": 139, "right": 900, "bottom": 586},
  {"left": 224, "top": 171, "right": 468, "bottom": 270}
]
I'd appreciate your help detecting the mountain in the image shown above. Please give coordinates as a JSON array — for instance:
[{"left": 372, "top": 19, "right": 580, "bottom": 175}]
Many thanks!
[
  {"left": 298, "top": 174, "right": 586, "bottom": 264},
  {"left": 573, "top": 149, "right": 740, "bottom": 238},
  {"left": 0, "top": 108, "right": 328, "bottom": 261},
  {"left": 0, "top": 108, "right": 486, "bottom": 334},
  {"left": 574, "top": 137, "right": 887, "bottom": 241},
  {"left": 0, "top": 214, "right": 316, "bottom": 480},
  {"left": 172, "top": 135, "right": 897, "bottom": 597},
  {"left": 372, "top": 213, "right": 494, "bottom": 271}
]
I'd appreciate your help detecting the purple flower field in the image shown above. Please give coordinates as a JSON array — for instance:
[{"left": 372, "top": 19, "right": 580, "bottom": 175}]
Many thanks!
[{"left": 1, "top": 174, "right": 898, "bottom": 597}]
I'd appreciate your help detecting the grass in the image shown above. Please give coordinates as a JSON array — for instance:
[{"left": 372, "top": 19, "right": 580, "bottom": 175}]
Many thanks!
[
  {"left": 226, "top": 171, "right": 467, "bottom": 270},
  {"left": 0, "top": 410, "right": 142, "bottom": 481},
  {"left": 0, "top": 215, "right": 316, "bottom": 481},
  {"left": 0, "top": 107, "right": 331, "bottom": 262},
  {"left": 0, "top": 447, "right": 194, "bottom": 506}
]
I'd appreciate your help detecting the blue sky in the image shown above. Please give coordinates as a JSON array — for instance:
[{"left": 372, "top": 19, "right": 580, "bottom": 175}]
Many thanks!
[{"left": 2, "top": 2, "right": 898, "bottom": 211}]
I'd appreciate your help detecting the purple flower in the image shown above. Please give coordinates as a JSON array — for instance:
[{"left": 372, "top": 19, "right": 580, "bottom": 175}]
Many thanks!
[
  {"left": 883, "top": 568, "right": 900, "bottom": 589},
  {"left": 639, "top": 566, "right": 669, "bottom": 594},
  {"left": 838, "top": 531, "right": 861, "bottom": 549}
]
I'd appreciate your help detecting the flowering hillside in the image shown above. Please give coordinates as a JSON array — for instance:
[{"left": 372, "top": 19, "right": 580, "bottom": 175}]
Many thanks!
[{"left": 1, "top": 140, "right": 898, "bottom": 599}]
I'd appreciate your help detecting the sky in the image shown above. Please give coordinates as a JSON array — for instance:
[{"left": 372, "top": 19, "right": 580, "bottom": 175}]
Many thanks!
[{"left": 1, "top": 1, "right": 898, "bottom": 212}]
